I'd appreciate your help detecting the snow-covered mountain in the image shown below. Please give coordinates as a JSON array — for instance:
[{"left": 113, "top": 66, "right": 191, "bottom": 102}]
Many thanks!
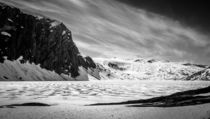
[
  {"left": 0, "top": 2, "right": 99, "bottom": 81},
  {"left": 93, "top": 57, "right": 209, "bottom": 81}
]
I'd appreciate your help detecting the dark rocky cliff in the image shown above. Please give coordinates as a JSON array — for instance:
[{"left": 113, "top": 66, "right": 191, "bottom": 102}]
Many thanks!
[{"left": 0, "top": 2, "right": 97, "bottom": 80}]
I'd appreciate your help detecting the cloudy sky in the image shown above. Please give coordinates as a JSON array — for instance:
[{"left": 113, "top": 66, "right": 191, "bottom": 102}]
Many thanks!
[
  {"left": 1, "top": 0, "right": 210, "bottom": 65},
  {"left": 118, "top": 0, "right": 210, "bottom": 31}
]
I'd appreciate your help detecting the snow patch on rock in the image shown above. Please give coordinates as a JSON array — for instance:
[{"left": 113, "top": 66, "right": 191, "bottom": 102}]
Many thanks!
[
  {"left": 1, "top": 31, "right": 11, "bottom": 37},
  {"left": 7, "top": 18, "right": 13, "bottom": 22},
  {"left": 62, "top": 30, "right": 66, "bottom": 35},
  {"left": 50, "top": 21, "right": 60, "bottom": 28},
  {"left": 36, "top": 15, "right": 43, "bottom": 20}
]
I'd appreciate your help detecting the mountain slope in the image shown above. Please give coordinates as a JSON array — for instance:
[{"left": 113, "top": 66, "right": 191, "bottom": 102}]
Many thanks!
[{"left": 0, "top": 2, "right": 99, "bottom": 81}]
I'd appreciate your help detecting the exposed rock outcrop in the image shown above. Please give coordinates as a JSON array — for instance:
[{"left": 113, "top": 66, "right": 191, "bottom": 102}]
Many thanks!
[
  {"left": 0, "top": 2, "right": 99, "bottom": 81},
  {"left": 186, "top": 68, "right": 210, "bottom": 81}
]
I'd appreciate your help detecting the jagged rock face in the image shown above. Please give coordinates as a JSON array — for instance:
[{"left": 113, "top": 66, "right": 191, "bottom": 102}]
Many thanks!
[{"left": 0, "top": 3, "right": 96, "bottom": 79}]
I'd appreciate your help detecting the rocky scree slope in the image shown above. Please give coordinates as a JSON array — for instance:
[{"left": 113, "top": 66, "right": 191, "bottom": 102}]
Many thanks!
[{"left": 0, "top": 2, "right": 99, "bottom": 81}]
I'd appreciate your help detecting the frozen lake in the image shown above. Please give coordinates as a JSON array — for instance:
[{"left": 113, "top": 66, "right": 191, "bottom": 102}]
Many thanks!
[{"left": 0, "top": 81, "right": 210, "bottom": 105}]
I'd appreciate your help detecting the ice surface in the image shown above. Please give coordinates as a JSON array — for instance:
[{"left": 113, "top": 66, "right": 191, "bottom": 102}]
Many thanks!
[{"left": 0, "top": 81, "right": 209, "bottom": 104}]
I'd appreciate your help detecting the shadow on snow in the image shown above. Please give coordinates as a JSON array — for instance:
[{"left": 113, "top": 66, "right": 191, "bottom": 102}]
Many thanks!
[{"left": 88, "top": 85, "right": 210, "bottom": 107}]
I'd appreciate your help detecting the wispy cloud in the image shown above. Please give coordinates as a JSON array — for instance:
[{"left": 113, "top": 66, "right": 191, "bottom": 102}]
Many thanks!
[{"left": 1, "top": 0, "right": 210, "bottom": 65}]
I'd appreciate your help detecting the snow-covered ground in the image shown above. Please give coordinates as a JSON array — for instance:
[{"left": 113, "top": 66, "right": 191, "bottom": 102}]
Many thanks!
[
  {"left": 0, "top": 81, "right": 209, "bottom": 104},
  {"left": 0, "top": 81, "right": 210, "bottom": 119}
]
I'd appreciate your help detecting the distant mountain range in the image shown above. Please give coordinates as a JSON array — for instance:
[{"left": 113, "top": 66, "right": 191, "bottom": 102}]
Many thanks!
[{"left": 93, "top": 57, "right": 210, "bottom": 81}]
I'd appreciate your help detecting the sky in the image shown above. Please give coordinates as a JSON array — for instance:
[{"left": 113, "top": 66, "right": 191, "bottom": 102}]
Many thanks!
[
  {"left": 118, "top": 0, "right": 210, "bottom": 32},
  {"left": 1, "top": 0, "right": 210, "bottom": 65}
]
